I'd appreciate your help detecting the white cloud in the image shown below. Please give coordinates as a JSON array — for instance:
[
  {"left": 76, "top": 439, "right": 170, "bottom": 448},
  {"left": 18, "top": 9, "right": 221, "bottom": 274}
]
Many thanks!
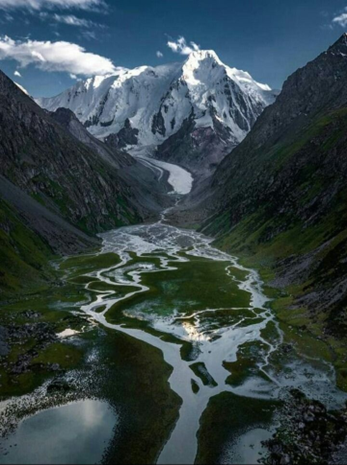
[
  {"left": 0, "top": 0, "right": 103, "bottom": 10},
  {"left": 156, "top": 50, "right": 163, "bottom": 58},
  {"left": 14, "top": 70, "right": 22, "bottom": 77},
  {"left": 167, "top": 36, "right": 200, "bottom": 55},
  {"left": 40, "top": 12, "right": 103, "bottom": 28},
  {"left": 0, "top": 36, "right": 116, "bottom": 76},
  {"left": 81, "top": 30, "right": 97, "bottom": 40},
  {"left": 332, "top": 12, "right": 347, "bottom": 27}
]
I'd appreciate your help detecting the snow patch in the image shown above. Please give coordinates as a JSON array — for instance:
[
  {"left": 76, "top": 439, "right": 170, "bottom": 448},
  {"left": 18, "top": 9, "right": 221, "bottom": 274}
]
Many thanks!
[{"left": 15, "top": 82, "right": 29, "bottom": 95}]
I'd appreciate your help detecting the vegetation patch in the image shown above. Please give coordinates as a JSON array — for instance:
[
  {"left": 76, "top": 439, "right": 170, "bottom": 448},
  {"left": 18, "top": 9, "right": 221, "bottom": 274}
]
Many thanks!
[
  {"left": 223, "top": 341, "right": 271, "bottom": 387},
  {"left": 189, "top": 362, "right": 217, "bottom": 387},
  {"left": 196, "top": 392, "right": 280, "bottom": 464}
]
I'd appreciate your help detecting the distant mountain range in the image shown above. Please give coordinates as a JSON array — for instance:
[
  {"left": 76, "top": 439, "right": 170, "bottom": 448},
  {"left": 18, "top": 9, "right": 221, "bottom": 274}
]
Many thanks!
[{"left": 37, "top": 50, "right": 277, "bottom": 179}]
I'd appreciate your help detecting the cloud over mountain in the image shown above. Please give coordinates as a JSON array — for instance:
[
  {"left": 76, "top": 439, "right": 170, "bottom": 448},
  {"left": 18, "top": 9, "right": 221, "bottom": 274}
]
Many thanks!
[
  {"left": 0, "top": 35, "right": 117, "bottom": 75},
  {"left": 167, "top": 36, "right": 200, "bottom": 55},
  {"left": 332, "top": 11, "right": 347, "bottom": 27}
]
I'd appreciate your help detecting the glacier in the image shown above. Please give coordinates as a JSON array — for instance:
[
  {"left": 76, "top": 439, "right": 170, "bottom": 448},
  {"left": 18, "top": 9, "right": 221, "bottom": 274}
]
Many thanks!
[{"left": 37, "top": 50, "right": 277, "bottom": 154}]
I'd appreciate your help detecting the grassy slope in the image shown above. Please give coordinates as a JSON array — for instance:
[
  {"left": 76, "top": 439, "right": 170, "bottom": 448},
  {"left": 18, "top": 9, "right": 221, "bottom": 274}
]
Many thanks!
[
  {"left": 208, "top": 109, "right": 347, "bottom": 390},
  {"left": 0, "top": 199, "right": 56, "bottom": 298}
]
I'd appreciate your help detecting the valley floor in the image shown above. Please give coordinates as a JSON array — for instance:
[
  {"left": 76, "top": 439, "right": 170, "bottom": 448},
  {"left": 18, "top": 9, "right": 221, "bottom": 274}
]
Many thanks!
[{"left": 1, "top": 161, "right": 347, "bottom": 465}]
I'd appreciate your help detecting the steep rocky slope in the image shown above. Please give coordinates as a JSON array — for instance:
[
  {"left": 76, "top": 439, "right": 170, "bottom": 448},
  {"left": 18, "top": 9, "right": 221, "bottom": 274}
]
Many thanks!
[
  {"left": 0, "top": 70, "right": 156, "bottom": 234},
  {"left": 51, "top": 107, "right": 134, "bottom": 170},
  {"left": 37, "top": 51, "right": 276, "bottom": 178},
  {"left": 50, "top": 107, "right": 172, "bottom": 214},
  {"left": 187, "top": 35, "right": 347, "bottom": 351},
  {"left": 0, "top": 70, "right": 167, "bottom": 295},
  {"left": 0, "top": 175, "right": 100, "bottom": 296}
]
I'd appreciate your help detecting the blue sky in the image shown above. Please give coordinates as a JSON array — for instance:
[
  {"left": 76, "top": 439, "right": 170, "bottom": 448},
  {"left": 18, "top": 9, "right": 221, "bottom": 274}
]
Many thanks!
[{"left": 0, "top": 0, "right": 346, "bottom": 97}]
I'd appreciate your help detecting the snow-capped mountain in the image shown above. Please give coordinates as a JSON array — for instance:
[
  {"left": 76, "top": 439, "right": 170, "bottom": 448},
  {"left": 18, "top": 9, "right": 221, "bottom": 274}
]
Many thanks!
[{"left": 37, "top": 50, "right": 277, "bottom": 177}]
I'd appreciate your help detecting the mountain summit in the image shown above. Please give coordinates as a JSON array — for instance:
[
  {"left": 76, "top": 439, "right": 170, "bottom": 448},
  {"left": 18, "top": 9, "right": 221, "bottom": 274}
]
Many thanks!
[
  {"left": 328, "top": 32, "right": 347, "bottom": 53},
  {"left": 37, "top": 51, "right": 277, "bottom": 178}
]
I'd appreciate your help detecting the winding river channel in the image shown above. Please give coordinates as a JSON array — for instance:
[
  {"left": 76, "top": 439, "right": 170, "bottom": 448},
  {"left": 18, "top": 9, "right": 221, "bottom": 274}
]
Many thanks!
[
  {"left": 1, "top": 159, "right": 346, "bottom": 464},
  {"left": 79, "top": 213, "right": 346, "bottom": 463},
  {"left": 83, "top": 218, "right": 274, "bottom": 463},
  {"left": 77, "top": 158, "right": 346, "bottom": 463}
]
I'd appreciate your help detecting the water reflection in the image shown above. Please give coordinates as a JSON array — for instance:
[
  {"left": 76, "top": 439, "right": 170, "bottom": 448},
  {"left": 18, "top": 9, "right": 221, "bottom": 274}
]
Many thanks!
[
  {"left": 0, "top": 400, "right": 117, "bottom": 464},
  {"left": 221, "top": 428, "right": 273, "bottom": 464}
]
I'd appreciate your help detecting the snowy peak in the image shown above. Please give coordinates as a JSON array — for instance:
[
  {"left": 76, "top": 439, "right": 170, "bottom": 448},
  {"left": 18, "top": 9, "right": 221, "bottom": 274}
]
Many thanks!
[
  {"left": 182, "top": 50, "right": 271, "bottom": 95},
  {"left": 188, "top": 49, "right": 221, "bottom": 61},
  {"left": 181, "top": 50, "right": 226, "bottom": 85},
  {"left": 37, "top": 51, "right": 277, "bottom": 159},
  {"left": 183, "top": 49, "right": 223, "bottom": 70}
]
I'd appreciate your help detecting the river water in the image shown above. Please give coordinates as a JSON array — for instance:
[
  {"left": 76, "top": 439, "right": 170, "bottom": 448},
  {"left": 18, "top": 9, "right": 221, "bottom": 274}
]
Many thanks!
[
  {"left": 0, "top": 400, "right": 117, "bottom": 464},
  {"left": 76, "top": 214, "right": 346, "bottom": 464},
  {"left": 75, "top": 158, "right": 346, "bottom": 463},
  {"left": 1, "top": 161, "right": 346, "bottom": 464}
]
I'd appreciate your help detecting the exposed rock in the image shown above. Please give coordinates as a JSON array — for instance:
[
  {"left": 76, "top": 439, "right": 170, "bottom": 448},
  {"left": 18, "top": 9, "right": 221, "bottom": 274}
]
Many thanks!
[
  {"left": 20, "top": 311, "right": 41, "bottom": 319},
  {"left": 155, "top": 113, "right": 237, "bottom": 180},
  {"left": 105, "top": 118, "right": 139, "bottom": 150},
  {"left": 47, "top": 377, "right": 74, "bottom": 393},
  {"left": 262, "top": 389, "right": 347, "bottom": 465}
]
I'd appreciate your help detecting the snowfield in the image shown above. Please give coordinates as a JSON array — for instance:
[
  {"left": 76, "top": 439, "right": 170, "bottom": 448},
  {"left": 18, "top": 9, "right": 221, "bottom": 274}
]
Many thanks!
[{"left": 37, "top": 50, "right": 276, "bottom": 151}]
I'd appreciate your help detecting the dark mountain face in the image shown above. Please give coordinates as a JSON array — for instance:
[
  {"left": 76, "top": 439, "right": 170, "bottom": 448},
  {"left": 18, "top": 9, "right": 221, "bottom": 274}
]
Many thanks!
[
  {"left": 154, "top": 112, "right": 237, "bottom": 181},
  {"left": 191, "top": 35, "right": 347, "bottom": 337},
  {"left": 0, "top": 71, "right": 169, "bottom": 295},
  {"left": 0, "top": 71, "right": 147, "bottom": 235},
  {"left": 50, "top": 108, "right": 172, "bottom": 216},
  {"left": 51, "top": 108, "right": 135, "bottom": 169},
  {"left": 201, "top": 34, "right": 347, "bottom": 223},
  {"left": 221, "top": 33, "right": 347, "bottom": 161}
]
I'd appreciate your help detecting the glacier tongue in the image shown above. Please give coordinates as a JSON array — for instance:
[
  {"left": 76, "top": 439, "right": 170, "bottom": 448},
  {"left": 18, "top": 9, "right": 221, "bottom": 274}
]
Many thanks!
[
  {"left": 142, "top": 158, "right": 193, "bottom": 195},
  {"left": 128, "top": 145, "right": 193, "bottom": 195}
]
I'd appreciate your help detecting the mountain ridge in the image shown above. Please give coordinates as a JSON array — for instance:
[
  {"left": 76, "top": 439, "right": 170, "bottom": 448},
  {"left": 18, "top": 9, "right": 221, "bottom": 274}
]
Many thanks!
[{"left": 37, "top": 50, "right": 277, "bottom": 178}]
